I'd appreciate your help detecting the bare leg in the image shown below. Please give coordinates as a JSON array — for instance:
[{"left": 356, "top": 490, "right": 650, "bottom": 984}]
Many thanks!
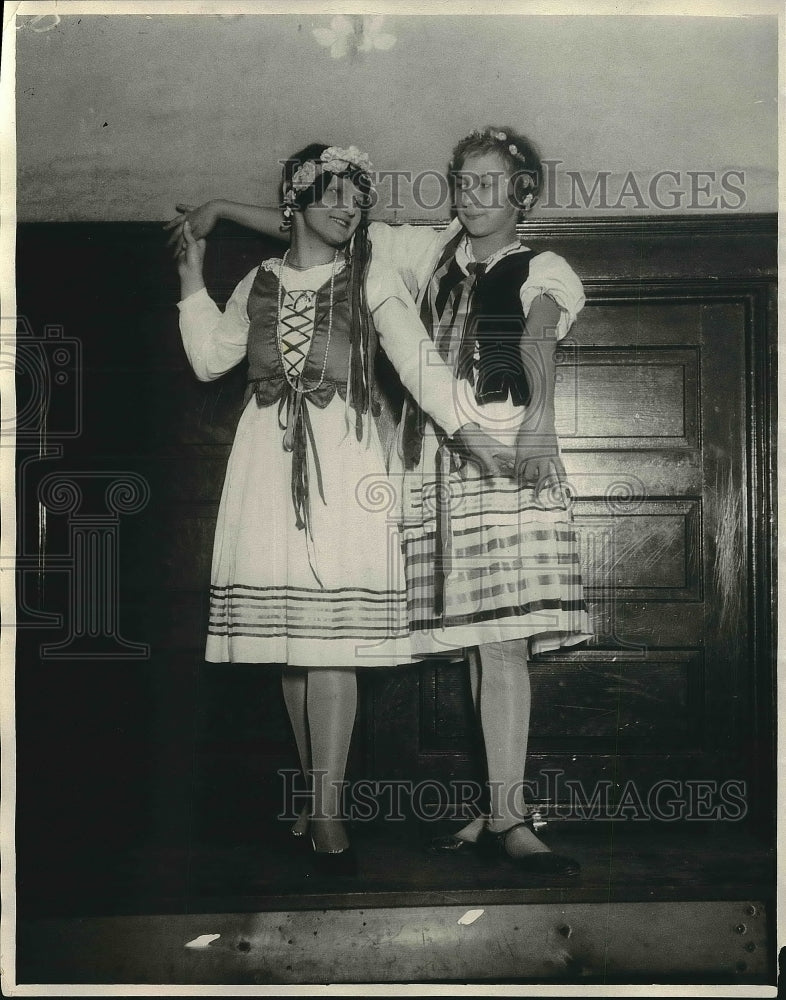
[
  {"left": 306, "top": 667, "right": 357, "bottom": 853},
  {"left": 478, "top": 639, "right": 549, "bottom": 856},
  {"left": 281, "top": 667, "right": 310, "bottom": 835}
]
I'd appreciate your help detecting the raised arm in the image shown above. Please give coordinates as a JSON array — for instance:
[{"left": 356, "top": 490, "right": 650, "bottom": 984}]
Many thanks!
[
  {"left": 177, "top": 221, "right": 254, "bottom": 381},
  {"left": 165, "top": 200, "right": 288, "bottom": 252}
]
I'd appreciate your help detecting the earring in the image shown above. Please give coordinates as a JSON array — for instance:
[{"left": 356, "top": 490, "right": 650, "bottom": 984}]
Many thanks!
[{"left": 280, "top": 204, "right": 294, "bottom": 232}]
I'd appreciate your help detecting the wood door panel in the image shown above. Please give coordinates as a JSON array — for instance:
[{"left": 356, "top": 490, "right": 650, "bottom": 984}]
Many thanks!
[
  {"left": 528, "top": 653, "right": 702, "bottom": 753},
  {"left": 418, "top": 652, "right": 701, "bottom": 755},
  {"left": 563, "top": 451, "right": 703, "bottom": 498},
  {"left": 556, "top": 347, "right": 699, "bottom": 446},
  {"left": 419, "top": 661, "right": 477, "bottom": 748},
  {"left": 576, "top": 301, "right": 703, "bottom": 347},
  {"left": 585, "top": 599, "right": 706, "bottom": 648},
  {"left": 575, "top": 500, "right": 702, "bottom": 600}
]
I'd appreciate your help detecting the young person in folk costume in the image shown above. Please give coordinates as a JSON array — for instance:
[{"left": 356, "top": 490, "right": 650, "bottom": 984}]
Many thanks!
[
  {"left": 175, "top": 143, "right": 512, "bottom": 869},
  {"left": 168, "top": 127, "right": 591, "bottom": 875}
]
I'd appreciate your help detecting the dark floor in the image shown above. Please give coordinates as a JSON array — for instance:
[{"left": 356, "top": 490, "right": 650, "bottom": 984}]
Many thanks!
[{"left": 17, "top": 814, "right": 776, "bottom": 919}]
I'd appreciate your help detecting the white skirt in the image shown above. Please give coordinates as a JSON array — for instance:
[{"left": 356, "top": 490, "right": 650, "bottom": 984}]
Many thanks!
[{"left": 206, "top": 394, "right": 410, "bottom": 667}]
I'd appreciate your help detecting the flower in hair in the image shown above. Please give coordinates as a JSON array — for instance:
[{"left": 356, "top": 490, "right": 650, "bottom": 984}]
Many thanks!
[
  {"left": 470, "top": 127, "right": 508, "bottom": 142},
  {"left": 508, "top": 144, "right": 530, "bottom": 168},
  {"left": 321, "top": 145, "right": 374, "bottom": 175},
  {"left": 283, "top": 143, "right": 374, "bottom": 216},
  {"left": 288, "top": 144, "right": 373, "bottom": 198},
  {"left": 290, "top": 159, "right": 318, "bottom": 192}
]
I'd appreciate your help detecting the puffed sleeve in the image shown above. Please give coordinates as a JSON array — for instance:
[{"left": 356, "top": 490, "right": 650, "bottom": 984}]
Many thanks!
[
  {"left": 177, "top": 266, "right": 258, "bottom": 381},
  {"left": 520, "top": 251, "right": 585, "bottom": 340},
  {"left": 365, "top": 261, "right": 462, "bottom": 436},
  {"left": 369, "top": 218, "right": 461, "bottom": 298}
]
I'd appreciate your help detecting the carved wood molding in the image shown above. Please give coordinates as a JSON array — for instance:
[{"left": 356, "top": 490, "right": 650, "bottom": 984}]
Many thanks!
[{"left": 18, "top": 213, "right": 775, "bottom": 239}]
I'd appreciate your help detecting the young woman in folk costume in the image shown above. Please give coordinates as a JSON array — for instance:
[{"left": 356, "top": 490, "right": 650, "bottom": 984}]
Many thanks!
[
  {"left": 168, "top": 126, "right": 591, "bottom": 874},
  {"left": 174, "top": 142, "right": 512, "bottom": 868}
]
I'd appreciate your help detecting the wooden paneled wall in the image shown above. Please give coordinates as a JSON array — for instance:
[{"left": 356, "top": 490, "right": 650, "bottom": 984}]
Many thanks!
[{"left": 14, "top": 216, "right": 775, "bottom": 852}]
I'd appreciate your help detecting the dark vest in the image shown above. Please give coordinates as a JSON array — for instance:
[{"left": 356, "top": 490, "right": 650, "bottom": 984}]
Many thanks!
[
  {"left": 402, "top": 241, "right": 536, "bottom": 468},
  {"left": 241, "top": 261, "right": 387, "bottom": 534},
  {"left": 463, "top": 250, "right": 536, "bottom": 407},
  {"left": 244, "top": 264, "right": 355, "bottom": 410}
]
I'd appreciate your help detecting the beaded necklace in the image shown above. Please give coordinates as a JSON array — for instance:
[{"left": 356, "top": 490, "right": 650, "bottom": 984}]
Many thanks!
[{"left": 275, "top": 249, "right": 339, "bottom": 394}]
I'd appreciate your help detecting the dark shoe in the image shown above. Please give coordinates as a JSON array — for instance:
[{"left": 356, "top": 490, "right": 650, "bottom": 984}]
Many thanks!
[
  {"left": 427, "top": 811, "right": 546, "bottom": 854},
  {"left": 429, "top": 815, "right": 580, "bottom": 877},
  {"left": 482, "top": 823, "right": 581, "bottom": 878}
]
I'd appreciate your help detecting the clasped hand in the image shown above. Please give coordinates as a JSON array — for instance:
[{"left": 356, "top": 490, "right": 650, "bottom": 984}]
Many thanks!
[
  {"left": 453, "top": 424, "right": 565, "bottom": 491},
  {"left": 450, "top": 422, "right": 515, "bottom": 479},
  {"left": 163, "top": 202, "right": 219, "bottom": 256},
  {"left": 513, "top": 431, "right": 566, "bottom": 492}
]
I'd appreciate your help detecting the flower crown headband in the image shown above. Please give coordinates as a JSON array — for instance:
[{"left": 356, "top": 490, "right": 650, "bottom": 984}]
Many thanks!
[
  {"left": 282, "top": 145, "right": 374, "bottom": 225},
  {"left": 462, "top": 128, "right": 537, "bottom": 209}
]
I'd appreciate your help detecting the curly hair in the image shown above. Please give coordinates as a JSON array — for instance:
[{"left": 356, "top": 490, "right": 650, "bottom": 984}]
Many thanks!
[{"left": 449, "top": 126, "right": 543, "bottom": 218}]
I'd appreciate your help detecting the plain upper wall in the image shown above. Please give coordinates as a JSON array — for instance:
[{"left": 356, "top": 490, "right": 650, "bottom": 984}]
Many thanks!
[{"left": 15, "top": 12, "right": 778, "bottom": 221}]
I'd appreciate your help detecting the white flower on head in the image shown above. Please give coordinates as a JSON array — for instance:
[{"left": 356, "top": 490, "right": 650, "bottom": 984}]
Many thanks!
[
  {"left": 321, "top": 145, "right": 373, "bottom": 174},
  {"left": 323, "top": 157, "right": 349, "bottom": 175},
  {"left": 290, "top": 159, "right": 318, "bottom": 192},
  {"left": 283, "top": 144, "right": 374, "bottom": 205}
]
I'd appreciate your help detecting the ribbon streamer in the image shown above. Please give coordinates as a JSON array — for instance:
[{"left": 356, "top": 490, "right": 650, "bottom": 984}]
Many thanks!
[{"left": 433, "top": 441, "right": 454, "bottom": 620}]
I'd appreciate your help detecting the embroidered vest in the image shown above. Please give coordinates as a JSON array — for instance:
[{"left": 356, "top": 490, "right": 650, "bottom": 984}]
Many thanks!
[{"left": 244, "top": 264, "right": 355, "bottom": 409}]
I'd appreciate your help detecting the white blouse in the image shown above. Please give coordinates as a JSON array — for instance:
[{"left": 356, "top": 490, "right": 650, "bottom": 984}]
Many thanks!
[
  {"left": 369, "top": 219, "right": 585, "bottom": 341},
  {"left": 368, "top": 221, "right": 586, "bottom": 443},
  {"left": 178, "top": 258, "right": 466, "bottom": 437}
]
